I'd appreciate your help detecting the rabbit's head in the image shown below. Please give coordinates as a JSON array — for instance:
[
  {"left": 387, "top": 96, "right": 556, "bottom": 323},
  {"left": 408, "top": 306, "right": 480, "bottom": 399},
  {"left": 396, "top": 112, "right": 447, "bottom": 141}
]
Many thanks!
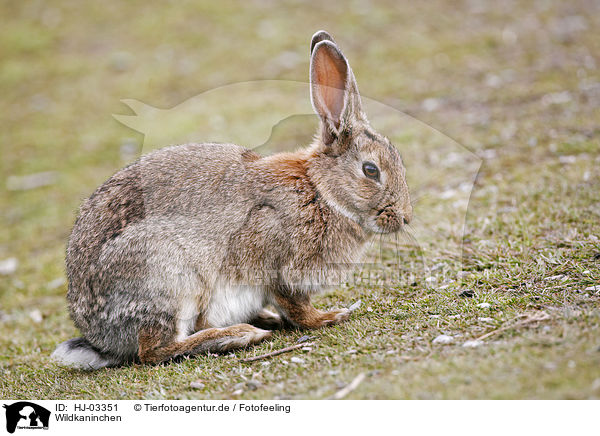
[{"left": 307, "top": 31, "right": 412, "bottom": 234}]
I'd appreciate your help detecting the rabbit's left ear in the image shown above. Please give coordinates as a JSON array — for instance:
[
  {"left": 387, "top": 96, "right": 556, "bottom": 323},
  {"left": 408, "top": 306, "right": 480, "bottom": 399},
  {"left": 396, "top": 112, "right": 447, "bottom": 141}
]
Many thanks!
[
  {"left": 310, "top": 38, "right": 362, "bottom": 143},
  {"left": 310, "top": 30, "right": 336, "bottom": 54}
]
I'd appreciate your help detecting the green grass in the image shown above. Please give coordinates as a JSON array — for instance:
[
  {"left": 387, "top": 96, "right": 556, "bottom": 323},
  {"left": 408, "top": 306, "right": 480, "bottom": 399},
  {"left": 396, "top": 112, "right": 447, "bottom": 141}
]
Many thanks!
[{"left": 1, "top": 0, "right": 600, "bottom": 399}]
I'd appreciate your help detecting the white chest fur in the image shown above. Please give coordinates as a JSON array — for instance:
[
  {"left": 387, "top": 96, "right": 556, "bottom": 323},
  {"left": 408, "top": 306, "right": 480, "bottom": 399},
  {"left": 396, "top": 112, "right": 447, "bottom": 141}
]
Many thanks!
[
  {"left": 205, "top": 283, "right": 266, "bottom": 328},
  {"left": 176, "top": 294, "right": 200, "bottom": 341}
]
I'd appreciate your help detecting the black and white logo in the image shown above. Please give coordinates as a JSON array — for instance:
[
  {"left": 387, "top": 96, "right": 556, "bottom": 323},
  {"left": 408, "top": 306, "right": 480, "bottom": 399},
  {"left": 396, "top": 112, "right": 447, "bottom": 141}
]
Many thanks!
[{"left": 3, "top": 402, "right": 50, "bottom": 434}]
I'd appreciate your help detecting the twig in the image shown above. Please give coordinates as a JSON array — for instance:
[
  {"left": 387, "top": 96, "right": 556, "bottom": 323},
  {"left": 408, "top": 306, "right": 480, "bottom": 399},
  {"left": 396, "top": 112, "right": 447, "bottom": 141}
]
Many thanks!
[
  {"left": 240, "top": 342, "right": 315, "bottom": 363},
  {"left": 330, "top": 373, "right": 366, "bottom": 400},
  {"left": 398, "top": 351, "right": 433, "bottom": 362},
  {"left": 475, "top": 312, "right": 551, "bottom": 342}
]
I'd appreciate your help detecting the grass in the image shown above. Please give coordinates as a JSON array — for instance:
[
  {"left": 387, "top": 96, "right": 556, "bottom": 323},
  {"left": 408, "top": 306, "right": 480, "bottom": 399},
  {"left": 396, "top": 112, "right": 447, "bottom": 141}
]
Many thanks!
[{"left": 1, "top": 0, "right": 599, "bottom": 400}]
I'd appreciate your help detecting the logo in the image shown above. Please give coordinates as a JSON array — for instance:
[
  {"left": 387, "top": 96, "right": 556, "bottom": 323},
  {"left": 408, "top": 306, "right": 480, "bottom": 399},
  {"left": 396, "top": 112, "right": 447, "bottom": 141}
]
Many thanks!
[{"left": 2, "top": 402, "right": 50, "bottom": 433}]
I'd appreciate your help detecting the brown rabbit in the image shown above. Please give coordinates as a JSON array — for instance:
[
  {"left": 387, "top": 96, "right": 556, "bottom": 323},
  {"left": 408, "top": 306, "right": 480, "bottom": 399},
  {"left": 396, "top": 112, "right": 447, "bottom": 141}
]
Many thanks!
[{"left": 52, "top": 30, "right": 412, "bottom": 369}]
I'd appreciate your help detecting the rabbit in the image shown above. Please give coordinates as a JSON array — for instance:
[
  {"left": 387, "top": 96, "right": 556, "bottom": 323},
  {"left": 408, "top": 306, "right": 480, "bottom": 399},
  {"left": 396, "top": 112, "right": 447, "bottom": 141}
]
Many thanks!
[{"left": 51, "top": 30, "right": 412, "bottom": 370}]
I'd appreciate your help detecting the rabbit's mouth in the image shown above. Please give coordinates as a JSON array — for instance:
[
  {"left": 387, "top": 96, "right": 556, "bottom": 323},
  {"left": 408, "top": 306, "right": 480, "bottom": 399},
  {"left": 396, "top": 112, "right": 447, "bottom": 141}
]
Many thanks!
[{"left": 371, "top": 204, "right": 410, "bottom": 234}]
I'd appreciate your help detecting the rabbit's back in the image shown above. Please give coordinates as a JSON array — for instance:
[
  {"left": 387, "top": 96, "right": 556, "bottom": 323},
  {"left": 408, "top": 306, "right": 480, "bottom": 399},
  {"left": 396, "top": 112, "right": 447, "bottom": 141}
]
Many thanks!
[{"left": 67, "top": 142, "right": 259, "bottom": 280}]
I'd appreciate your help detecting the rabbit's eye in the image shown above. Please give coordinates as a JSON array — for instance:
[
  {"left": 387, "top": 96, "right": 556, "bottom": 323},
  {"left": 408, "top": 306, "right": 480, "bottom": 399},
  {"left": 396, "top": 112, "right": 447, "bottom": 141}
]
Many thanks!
[{"left": 362, "top": 162, "right": 380, "bottom": 181}]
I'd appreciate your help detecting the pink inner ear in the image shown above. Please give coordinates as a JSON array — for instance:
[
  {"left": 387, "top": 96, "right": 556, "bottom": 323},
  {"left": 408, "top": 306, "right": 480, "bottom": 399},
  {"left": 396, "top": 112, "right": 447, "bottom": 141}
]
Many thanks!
[{"left": 314, "top": 47, "right": 347, "bottom": 126}]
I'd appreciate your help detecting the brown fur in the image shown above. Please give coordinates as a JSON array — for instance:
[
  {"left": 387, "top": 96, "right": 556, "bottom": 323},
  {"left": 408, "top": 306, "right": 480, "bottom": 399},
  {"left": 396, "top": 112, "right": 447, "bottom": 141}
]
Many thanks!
[
  {"left": 273, "top": 290, "right": 350, "bottom": 329},
  {"left": 241, "top": 149, "right": 261, "bottom": 163},
  {"left": 262, "top": 150, "right": 313, "bottom": 183},
  {"left": 248, "top": 308, "right": 285, "bottom": 330},
  {"left": 66, "top": 164, "right": 145, "bottom": 273},
  {"left": 85, "top": 163, "right": 145, "bottom": 243},
  {"left": 138, "top": 323, "right": 271, "bottom": 365}
]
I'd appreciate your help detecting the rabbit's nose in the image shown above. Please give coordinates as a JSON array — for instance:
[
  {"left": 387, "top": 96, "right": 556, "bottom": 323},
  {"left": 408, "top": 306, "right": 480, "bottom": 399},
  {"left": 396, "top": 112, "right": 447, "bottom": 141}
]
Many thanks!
[{"left": 402, "top": 203, "right": 413, "bottom": 226}]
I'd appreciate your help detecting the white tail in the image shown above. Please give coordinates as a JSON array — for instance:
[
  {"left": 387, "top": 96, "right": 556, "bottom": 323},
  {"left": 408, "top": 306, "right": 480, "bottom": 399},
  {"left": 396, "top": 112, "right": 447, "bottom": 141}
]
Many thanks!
[{"left": 51, "top": 338, "right": 119, "bottom": 370}]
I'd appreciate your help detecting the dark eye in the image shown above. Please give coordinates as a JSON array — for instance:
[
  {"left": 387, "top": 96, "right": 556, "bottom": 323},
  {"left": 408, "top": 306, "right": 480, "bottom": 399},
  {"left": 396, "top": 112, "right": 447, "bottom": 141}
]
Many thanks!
[{"left": 362, "top": 162, "right": 380, "bottom": 180}]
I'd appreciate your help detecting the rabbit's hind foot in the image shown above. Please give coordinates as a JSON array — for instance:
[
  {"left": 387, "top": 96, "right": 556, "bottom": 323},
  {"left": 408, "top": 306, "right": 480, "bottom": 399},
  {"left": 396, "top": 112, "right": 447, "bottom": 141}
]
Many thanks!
[{"left": 138, "top": 323, "right": 272, "bottom": 365}]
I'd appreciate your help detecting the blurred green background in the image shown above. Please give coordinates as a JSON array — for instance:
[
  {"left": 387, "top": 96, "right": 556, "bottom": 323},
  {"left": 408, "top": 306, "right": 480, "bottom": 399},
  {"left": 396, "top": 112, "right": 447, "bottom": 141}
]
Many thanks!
[{"left": 1, "top": 0, "right": 599, "bottom": 399}]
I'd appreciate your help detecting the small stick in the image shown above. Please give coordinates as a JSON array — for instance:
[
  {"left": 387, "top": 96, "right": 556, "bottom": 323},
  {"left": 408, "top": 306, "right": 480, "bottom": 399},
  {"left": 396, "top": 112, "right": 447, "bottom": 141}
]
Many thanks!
[
  {"left": 330, "top": 373, "right": 366, "bottom": 400},
  {"left": 475, "top": 312, "right": 550, "bottom": 342},
  {"left": 398, "top": 351, "right": 433, "bottom": 362},
  {"left": 241, "top": 342, "right": 315, "bottom": 363}
]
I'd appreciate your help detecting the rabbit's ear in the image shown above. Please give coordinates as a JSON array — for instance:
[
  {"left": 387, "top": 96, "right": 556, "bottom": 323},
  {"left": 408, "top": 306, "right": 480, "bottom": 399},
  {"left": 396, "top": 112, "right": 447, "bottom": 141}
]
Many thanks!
[
  {"left": 310, "top": 40, "right": 362, "bottom": 144},
  {"left": 310, "top": 30, "right": 336, "bottom": 54}
]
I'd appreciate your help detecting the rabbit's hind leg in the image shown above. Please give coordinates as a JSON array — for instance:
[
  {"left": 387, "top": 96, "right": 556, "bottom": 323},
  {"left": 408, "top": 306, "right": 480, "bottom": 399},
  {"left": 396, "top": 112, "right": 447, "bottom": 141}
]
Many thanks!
[{"left": 138, "top": 323, "right": 272, "bottom": 365}]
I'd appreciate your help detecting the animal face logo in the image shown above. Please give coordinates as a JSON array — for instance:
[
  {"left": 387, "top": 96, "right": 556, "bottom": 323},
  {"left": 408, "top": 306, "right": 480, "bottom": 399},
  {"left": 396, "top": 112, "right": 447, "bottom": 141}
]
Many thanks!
[{"left": 2, "top": 402, "right": 50, "bottom": 433}]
